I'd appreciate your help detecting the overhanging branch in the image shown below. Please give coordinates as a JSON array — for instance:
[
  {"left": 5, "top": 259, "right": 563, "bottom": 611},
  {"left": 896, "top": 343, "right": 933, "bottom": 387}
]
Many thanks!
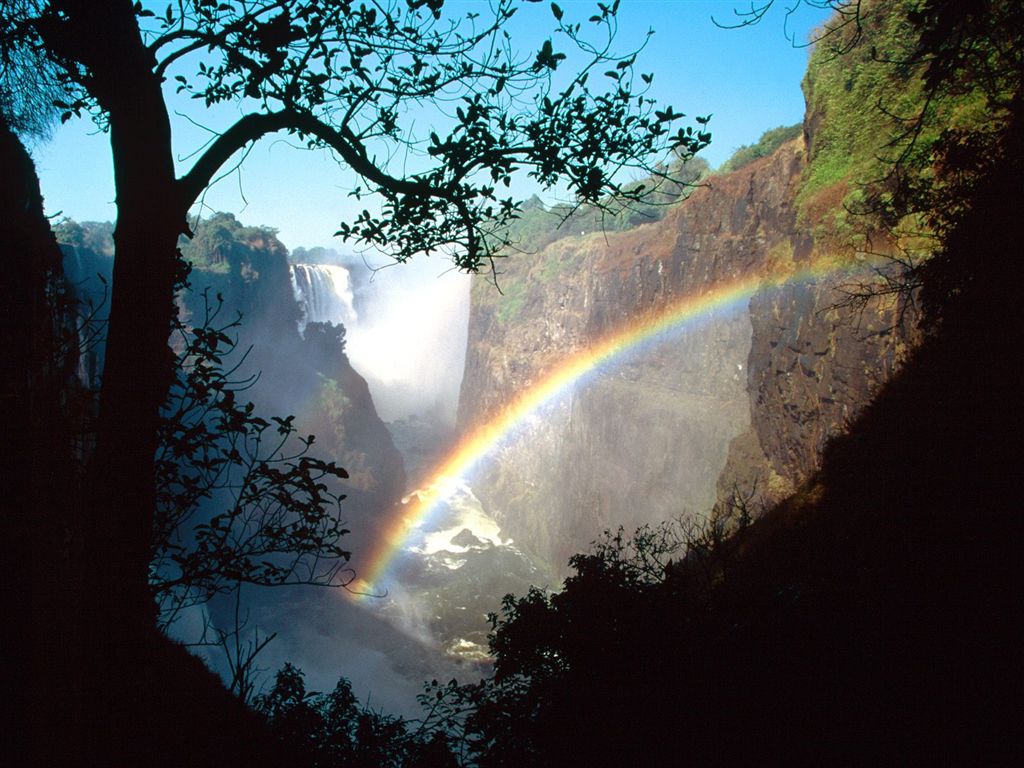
[{"left": 176, "top": 108, "right": 441, "bottom": 212}]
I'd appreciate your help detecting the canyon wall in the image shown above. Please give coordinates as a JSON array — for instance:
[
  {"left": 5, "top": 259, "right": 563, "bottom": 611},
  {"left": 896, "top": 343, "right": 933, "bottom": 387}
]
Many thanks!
[
  {"left": 182, "top": 225, "right": 408, "bottom": 539},
  {"left": 458, "top": 137, "right": 915, "bottom": 571},
  {"left": 60, "top": 219, "right": 406, "bottom": 541}
]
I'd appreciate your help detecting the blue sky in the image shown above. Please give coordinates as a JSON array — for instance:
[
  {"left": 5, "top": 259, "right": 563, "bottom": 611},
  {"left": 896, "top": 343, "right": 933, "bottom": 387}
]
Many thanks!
[{"left": 30, "top": 0, "right": 832, "bottom": 251}]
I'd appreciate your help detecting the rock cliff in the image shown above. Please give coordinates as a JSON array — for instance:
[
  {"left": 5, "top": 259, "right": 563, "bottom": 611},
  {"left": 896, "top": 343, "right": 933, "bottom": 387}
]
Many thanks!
[
  {"left": 717, "top": 268, "right": 915, "bottom": 509},
  {"left": 59, "top": 217, "right": 406, "bottom": 538},
  {"left": 181, "top": 221, "right": 407, "bottom": 536},
  {"left": 458, "top": 136, "right": 915, "bottom": 571}
]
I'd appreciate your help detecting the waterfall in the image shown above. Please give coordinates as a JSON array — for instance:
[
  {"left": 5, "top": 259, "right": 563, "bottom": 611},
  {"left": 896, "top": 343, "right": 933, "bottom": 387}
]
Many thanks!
[{"left": 290, "top": 263, "right": 359, "bottom": 335}]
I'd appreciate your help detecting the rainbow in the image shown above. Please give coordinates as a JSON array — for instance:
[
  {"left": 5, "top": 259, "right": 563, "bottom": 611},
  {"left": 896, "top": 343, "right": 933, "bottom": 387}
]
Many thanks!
[{"left": 349, "top": 259, "right": 862, "bottom": 599}]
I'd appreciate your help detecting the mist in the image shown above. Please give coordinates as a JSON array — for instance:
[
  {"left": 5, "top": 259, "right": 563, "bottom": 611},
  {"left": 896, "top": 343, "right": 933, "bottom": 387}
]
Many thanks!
[
  {"left": 349, "top": 259, "right": 470, "bottom": 424},
  {"left": 293, "top": 247, "right": 471, "bottom": 424},
  {"left": 246, "top": 247, "right": 479, "bottom": 712}
]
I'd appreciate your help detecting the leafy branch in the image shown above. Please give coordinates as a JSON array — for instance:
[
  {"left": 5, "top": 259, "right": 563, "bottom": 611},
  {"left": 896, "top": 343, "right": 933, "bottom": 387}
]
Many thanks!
[{"left": 152, "top": 289, "right": 352, "bottom": 629}]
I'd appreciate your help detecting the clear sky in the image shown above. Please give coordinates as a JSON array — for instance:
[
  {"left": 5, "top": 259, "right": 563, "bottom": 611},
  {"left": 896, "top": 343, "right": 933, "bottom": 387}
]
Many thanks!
[{"left": 30, "top": 0, "right": 833, "bottom": 252}]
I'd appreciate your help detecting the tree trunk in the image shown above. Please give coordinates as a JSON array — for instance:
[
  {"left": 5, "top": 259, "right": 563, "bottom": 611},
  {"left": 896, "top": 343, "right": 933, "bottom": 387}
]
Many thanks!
[
  {"left": 71, "top": 0, "right": 185, "bottom": 638},
  {"left": 45, "top": 5, "right": 193, "bottom": 760}
]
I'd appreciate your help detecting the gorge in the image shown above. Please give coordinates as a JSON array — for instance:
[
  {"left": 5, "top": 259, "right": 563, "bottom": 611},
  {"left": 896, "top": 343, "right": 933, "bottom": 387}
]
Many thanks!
[
  {"left": 55, "top": 71, "right": 920, "bottom": 710},
  {"left": 10, "top": 0, "right": 1020, "bottom": 761}
]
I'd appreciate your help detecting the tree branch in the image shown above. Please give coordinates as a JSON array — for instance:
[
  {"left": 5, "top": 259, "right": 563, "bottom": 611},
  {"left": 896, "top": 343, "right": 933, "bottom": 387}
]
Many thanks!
[{"left": 177, "top": 109, "right": 439, "bottom": 212}]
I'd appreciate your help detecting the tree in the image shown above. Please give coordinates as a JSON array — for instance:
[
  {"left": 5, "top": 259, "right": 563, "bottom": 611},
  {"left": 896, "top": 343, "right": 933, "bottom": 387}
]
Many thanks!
[
  {"left": 404, "top": 517, "right": 749, "bottom": 767},
  {"left": 255, "top": 662, "right": 461, "bottom": 767},
  {"left": 717, "top": 122, "right": 801, "bottom": 173},
  {"left": 2, "top": 0, "right": 709, "bottom": 644},
  {"left": 152, "top": 294, "right": 352, "bottom": 629},
  {"left": 0, "top": 0, "right": 63, "bottom": 136}
]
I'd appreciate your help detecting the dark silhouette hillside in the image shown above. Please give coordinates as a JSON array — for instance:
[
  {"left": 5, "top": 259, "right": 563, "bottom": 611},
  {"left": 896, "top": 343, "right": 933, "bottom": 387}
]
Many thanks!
[
  {"left": 445, "top": 114, "right": 1024, "bottom": 767},
  {"left": 708, "top": 116, "right": 1024, "bottom": 762},
  {"left": 439, "top": 3, "right": 1024, "bottom": 761},
  {"left": 2, "top": 105, "right": 298, "bottom": 768}
]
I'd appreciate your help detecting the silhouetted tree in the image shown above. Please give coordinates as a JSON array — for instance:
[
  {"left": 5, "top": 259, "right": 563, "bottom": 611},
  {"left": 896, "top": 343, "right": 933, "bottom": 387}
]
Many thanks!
[
  {"left": 0, "top": 0, "right": 64, "bottom": 136},
  {"left": 2, "top": 0, "right": 709, "bottom": 649},
  {"left": 402, "top": 517, "right": 748, "bottom": 767},
  {"left": 256, "top": 662, "right": 461, "bottom": 767}
]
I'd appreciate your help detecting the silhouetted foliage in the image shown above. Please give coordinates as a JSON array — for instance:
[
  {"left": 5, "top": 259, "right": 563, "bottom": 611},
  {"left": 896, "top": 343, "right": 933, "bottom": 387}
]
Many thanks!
[
  {"left": 153, "top": 291, "right": 352, "bottom": 629},
  {"left": 401, "top": 515, "right": 749, "bottom": 766},
  {"left": 488, "top": 154, "right": 710, "bottom": 261},
  {"left": 256, "top": 662, "right": 460, "bottom": 768},
  {"left": 0, "top": 0, "right": 66, "bottom": 136},
  {"left": 13, "top": 0, "right": 712, "bottom": 270}
]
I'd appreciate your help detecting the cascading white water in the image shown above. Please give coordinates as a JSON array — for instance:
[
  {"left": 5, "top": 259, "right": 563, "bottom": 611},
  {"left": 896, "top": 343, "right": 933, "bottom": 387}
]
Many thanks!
[
  {"left": 291, "top": 257, "right": 470, "bottom": 423},
  {"left": 290, "top": 263, "right": 359, "bottom": 335}
]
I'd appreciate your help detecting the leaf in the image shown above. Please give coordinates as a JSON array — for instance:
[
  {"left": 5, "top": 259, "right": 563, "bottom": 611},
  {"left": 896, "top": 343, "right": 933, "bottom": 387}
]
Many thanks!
[
  {"left": 655, "top": 106, "right": 681, "bottom": 123},
  {"left": 551, "top": 3, "right": 563, "bottom": 21}
]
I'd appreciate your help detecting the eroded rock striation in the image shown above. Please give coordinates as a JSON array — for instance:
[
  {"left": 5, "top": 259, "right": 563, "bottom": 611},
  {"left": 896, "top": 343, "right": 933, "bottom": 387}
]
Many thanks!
[{"left": 458, "top": 137, "right": 915, "bottom": 572}]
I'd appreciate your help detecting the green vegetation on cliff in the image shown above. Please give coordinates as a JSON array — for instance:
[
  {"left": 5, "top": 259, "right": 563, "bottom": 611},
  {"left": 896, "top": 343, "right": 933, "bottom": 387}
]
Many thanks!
[
  {"left": 797, "top": 0, "right": 1012, "bottom": 249},
  {"left": 475, "top": 153, "right": 707, "bottom": 328},
  {"left": 493, "top": 155, "right": 710, "bottom": 259},
  {"left": 180, "top": 212, "right": 284, "bottom": 274},
  {"left": 717, "top": 123, "right": 802, "bottom": 174},
  {"left": 53, "top": 219, "right": 113, "bottom": 256}
]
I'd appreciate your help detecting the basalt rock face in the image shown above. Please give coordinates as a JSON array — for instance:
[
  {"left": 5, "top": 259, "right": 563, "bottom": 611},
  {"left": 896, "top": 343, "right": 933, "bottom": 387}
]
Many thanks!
[
  {"left": 295, "top": 322, "right": 407, "bottom": 537},
  {"left": 459, "top": 144, "right": 787, "bottom": 570},
  {"left": 458, "top": 140, "right": 915, "bottom": 572},
  {"left": 182, "top": 232, "right": 407, "bottom": 533},
  {"left": 717, "top": 277, "right": 916, "bottom": 509},
  {"left": 57, "top": 220, "right": 406, "bottom": 535}
]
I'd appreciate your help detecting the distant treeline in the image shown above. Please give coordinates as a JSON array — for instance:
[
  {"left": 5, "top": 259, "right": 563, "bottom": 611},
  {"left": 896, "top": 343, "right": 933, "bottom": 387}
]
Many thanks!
[{"left": 716, "top": 123, "right": 803, "bottom": 174}]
